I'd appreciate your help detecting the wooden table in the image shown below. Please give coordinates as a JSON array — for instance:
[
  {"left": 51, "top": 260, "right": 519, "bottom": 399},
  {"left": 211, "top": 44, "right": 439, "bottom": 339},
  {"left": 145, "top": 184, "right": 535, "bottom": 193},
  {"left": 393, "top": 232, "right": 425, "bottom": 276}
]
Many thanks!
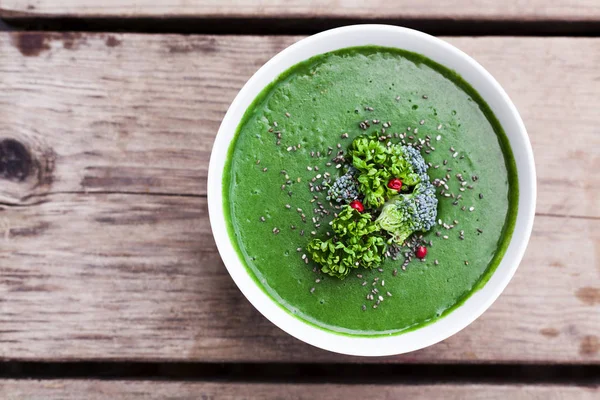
[{"left": 1, "top": 2, "right": 599, "bottom": 398}]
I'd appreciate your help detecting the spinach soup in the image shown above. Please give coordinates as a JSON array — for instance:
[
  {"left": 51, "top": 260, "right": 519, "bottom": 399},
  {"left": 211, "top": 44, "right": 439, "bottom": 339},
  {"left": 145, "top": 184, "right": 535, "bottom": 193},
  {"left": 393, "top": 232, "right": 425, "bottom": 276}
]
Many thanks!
[{"left": 223, "top": 46, "right": 518, "bottom": 336}]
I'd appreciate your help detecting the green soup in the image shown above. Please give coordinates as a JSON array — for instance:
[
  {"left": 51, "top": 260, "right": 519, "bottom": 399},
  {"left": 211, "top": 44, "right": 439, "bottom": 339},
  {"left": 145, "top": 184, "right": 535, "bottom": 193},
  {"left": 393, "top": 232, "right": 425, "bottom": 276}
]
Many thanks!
[{"left": 224, "top": 46, "right": 518, "bottom": 336}]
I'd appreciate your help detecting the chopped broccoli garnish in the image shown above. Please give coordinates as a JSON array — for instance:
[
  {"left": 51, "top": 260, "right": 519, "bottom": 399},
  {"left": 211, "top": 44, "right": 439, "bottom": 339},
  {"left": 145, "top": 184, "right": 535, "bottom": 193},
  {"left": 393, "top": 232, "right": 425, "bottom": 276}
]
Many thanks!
[{"left": 308, "top": 133, "right": 438, "bottom": 278}]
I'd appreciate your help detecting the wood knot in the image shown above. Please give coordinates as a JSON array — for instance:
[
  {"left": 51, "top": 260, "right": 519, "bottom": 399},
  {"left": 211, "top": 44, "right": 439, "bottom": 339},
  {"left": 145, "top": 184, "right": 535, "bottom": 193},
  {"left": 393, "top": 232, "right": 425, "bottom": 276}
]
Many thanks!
[
  {"left": 0, "top": 139, "right": 32, "bottom": 182},
  {"left": 0, "top": 137, "right": 55, "bottom": 205}
]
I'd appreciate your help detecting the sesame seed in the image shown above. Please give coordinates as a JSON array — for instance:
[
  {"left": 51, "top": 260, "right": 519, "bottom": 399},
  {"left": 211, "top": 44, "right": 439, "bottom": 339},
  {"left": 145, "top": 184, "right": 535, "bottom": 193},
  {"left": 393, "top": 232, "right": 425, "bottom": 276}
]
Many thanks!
[
  {"left": 306, "top": 166, "right": 312, "bottom": 171},
  {"left": 263, "top": 168, "right": 268, "bottom": 172},
  {"left": 310, "top": 287, "right": 315, "bottom": 293},
  {"left": 443, "top": 235, "right": 449, "bottom": 239},
  {"left": 477, "top": 228, "right": 483, "bottom": 233},
  {"left": 273, "top": 121, "right": 278, "bottom": 127},
  {"left": 479, "top": 193, "right": 484, "bottom": 199},
  {"left": 315, "top": 278, "right": 321, "bottom": 283},
  {"left": 436, "top": 135, "right": 441, "bottom": 141},
  {"left": 452, "top": 152, "right": 459, "bottom": 158},
  {"left": 465, "top": 261, "right": 469, "bottom": 265},
  {"left": 437, "top": 124, "right": 443, "bottom": 130},
  {"left": 272, "top": 228, "right": 279, "bottom": 234},
  {"left": 260, "top": 216, "right": 266, "bottom": 222},
  {"left": 378, "top": 295, "right": 384, "bottom": 301},
  {"left": 387, "top": 291, "right": 393, "bottom": 297},
  {"left": 362, "top": 305, "right": 367, "bottom": 311},
  {"left": 285, "top": 112, "right": 290, "bottom": 118},
  {"left": 419, "top": 119, "right": 425, "bottom": 125},
  {"left": 423, "top": 94, "right": 428, "bottom": 99},
  {"left": 434, "top": 259, "right": 439, "bottom": 265},
  {"left": 469, "top": 207, "right": 475, "bottom": 212}
]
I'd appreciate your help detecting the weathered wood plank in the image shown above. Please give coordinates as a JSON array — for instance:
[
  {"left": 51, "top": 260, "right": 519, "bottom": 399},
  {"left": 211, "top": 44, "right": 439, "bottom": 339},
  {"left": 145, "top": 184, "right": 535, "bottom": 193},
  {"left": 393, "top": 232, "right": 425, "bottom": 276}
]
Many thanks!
[
  {"left": 0, "top": 194, "right": 598, "bottom": 363},
  {"left": 0, "top": 33, "right": 598, "bottom": 217},
  {"left": 0, "top": 34, "right": 599, "bottom": 362},
  {"left": 2, "top": 1, "right": 600, "bottom": 21},
  {"left": 1, "top": 381, "right": 599, "bottom": 400}
]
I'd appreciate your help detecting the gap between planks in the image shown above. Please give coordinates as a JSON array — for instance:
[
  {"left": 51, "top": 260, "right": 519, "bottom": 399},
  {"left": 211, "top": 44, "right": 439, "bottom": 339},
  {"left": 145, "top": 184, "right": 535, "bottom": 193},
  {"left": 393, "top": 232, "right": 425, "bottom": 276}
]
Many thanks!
[{"left": 0, "top": 380, "right": 598, "bottom": 400}]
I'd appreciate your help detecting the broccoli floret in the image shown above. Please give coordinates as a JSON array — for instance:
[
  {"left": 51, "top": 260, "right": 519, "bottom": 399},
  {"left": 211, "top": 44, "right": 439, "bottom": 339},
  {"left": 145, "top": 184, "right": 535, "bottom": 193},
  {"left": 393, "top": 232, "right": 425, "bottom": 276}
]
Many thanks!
[
  {"left": 400, "top": 145, "right": 430, "bottom": 182},
  {"left": 376, "top": 195, "right": 418, "bottom": 244},
  {"left": 375, "top": 181, "right": 438, "bottom": 244},
  {"left": 412, "top": 180, "right": 438, "bottom": 231},
  {"left": 326, "top": 168, "right": 359, "bottom": 203}
]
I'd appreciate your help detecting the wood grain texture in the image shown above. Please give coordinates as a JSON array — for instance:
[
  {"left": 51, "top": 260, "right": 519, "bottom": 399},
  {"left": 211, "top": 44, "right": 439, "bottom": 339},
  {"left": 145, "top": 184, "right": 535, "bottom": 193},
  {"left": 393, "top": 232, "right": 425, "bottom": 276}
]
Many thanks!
[
  {"left": 1, "top": 381, "right": 599, "bottom": 400},
  {"left": 0, "top": 33, "right": 598, "bottom": 217},
  {"left": 2, "top": 0, "right": 600, "bottom": 21},
  {"left": 0, "top": 33, "right": 599, "bottom": 363}
]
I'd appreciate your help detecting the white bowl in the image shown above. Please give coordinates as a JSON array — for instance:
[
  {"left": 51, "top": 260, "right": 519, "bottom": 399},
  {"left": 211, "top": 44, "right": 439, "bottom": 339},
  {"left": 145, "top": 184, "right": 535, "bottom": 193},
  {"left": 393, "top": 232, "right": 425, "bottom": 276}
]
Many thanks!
[{"left": 208, "top": 25, "right": 536, "bottom": 356}]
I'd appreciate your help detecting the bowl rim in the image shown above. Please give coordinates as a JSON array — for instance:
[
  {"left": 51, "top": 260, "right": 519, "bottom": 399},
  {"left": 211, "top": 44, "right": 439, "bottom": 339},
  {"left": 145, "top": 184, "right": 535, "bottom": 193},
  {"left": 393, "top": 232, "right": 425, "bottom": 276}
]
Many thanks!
[{"left": 208, "top": 24, "right": 536, "bottom": 356}]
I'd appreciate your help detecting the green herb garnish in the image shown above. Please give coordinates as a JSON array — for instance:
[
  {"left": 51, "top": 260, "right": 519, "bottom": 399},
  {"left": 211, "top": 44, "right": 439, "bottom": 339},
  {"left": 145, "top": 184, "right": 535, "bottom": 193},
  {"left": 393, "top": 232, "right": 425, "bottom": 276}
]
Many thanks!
[
  {"left": 307, "top": 206, "right": 386, "bottom": 279},
  {"left": 348, "top": 133, "right": 420, "bottom": 208}
]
